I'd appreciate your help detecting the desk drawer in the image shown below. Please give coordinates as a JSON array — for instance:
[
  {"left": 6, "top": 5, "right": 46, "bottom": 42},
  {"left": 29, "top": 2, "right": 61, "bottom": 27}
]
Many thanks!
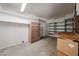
[{"left": 57, "top": 38, "right": 78, "bottom": 56}]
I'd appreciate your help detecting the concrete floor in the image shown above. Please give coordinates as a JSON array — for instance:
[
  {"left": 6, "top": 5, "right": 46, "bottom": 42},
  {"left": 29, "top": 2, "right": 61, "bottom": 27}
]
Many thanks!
[{"left": 0, "top": 37, "right": 57, "bottom": 56}]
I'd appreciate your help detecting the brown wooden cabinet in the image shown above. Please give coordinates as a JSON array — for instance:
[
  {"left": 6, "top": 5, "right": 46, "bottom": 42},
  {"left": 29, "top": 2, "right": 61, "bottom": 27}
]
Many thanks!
[
  {"left": 31, "top": 22, "right": 40, "bottom": 43},
  {"left": 57, "top": 38, "right": 78, "bottom": 56},
  {"left": 57, "top": 32, "right": 79, "bottom": 56}
]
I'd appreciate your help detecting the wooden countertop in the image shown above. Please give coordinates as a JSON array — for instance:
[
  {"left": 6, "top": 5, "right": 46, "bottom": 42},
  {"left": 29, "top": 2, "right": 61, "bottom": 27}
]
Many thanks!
[{"left": 57, "top": 32, "right": 79, "bottom": 42}]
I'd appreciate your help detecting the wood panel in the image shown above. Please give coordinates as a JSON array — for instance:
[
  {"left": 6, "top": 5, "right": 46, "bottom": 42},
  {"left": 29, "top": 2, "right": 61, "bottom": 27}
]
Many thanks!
[
  {"left": 31, "top": 22, "right": 40, "bottom": 43},
  {"left": 57, "top": 38, "right": 78, "bottom": 56},
  {"left": 57, "top": 50, "right": 67, "bottom": 56}
]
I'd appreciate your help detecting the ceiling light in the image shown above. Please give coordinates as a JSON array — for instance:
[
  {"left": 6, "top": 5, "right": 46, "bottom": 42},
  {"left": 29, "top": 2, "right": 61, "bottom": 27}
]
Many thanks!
[{"left": 20, "top": 3, "right": 27, "bottom": 12}]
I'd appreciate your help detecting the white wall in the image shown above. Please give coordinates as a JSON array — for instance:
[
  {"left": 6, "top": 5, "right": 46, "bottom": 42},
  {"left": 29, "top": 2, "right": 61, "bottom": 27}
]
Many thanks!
[
  {"left": 0, "top": 22, "right": 29, "bottom": 49},
  {"left": 0, "top": 12, "right": 30, "bottom": 24},
  {"left": 0, "top": 12, "right": 31, "bottom": 49},
  {"left": 42, "top": 22, "right": 48, "bottom": 36},
  {"left": 0, "top": 10, "right": 48, "bottom": 49},
  {"left": 47, "top": 13, "right": 74, "bottom": 23},
  {"left": 76, "top": 3, "right": 79, "bottom": 15},
  {"left": 0, "top": 9, "right": 47, "bottom": 24},
  {"left": 40, "top": 20, "right": 48, "bottom": 37}
]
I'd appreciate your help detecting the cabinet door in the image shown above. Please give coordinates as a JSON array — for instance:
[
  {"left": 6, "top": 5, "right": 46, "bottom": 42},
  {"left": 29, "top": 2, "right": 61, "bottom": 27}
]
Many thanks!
[
  {"left": 31, "top": 22, "right": 40, "bottom": 43},
  {"left": 57, "top": 38, "right": 78, "bottom": 56}
]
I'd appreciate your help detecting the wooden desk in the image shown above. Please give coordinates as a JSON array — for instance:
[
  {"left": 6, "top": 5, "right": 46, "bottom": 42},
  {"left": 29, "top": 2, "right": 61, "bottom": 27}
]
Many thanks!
[{"left": 57, "top": 32, "right": 79, "bottom": 42}]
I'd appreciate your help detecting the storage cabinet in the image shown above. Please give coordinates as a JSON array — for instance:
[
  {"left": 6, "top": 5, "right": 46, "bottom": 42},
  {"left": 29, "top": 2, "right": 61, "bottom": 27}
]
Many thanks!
[
  {"left": 57, "top": 38, "right": 78, "bottom": 56},
  {"left": 57, "top": 32, "right": 79, "bottom": 56}
]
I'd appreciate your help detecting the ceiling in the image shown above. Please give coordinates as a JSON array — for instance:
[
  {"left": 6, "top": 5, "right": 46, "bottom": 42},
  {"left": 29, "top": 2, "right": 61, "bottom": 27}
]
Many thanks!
[{"left": 0, "top": 3, "right": 75, "bottom": 19}]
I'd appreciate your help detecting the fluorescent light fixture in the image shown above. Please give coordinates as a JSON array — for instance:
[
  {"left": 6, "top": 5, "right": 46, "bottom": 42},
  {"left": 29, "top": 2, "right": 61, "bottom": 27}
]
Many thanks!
[{"left": 20, "top": 3, "right": 27, "bottom": 12}]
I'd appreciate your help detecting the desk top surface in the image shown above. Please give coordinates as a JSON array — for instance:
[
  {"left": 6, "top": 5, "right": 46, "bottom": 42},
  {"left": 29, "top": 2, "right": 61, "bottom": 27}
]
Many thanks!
[{"left": 57, "top": 32, "right": 79, "bottom": 42}]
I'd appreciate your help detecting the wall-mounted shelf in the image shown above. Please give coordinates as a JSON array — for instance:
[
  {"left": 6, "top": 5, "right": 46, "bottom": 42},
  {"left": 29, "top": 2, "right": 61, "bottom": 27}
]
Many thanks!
[{"left": 48, "top": 18, "right": 74, "bottom": 36}]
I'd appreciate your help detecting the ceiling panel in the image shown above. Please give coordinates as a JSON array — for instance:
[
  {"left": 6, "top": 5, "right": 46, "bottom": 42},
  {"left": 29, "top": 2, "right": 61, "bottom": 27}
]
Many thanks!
[
  {"left": 0, "top": 3, "right": 75, "bottom": 19},
  {"left": 0, "top": 3, "right": 21, "bottom": 12},
  {"left": 24, "top": 3, "right": 74, "bottom": 19}
]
